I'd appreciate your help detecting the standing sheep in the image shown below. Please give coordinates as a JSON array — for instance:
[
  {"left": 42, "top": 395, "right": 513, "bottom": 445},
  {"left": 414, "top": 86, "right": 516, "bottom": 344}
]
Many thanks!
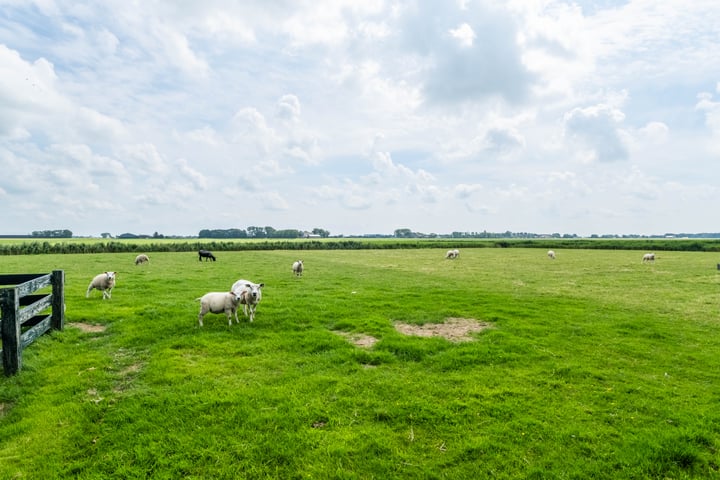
[
  {"left": 198, "top": 250, "right": 216, "bottom": 262},
  {"left": 231, "top": 279, "right": 265, "bottom": 322},
  {"left": 547, "top": 250, "right": 556, "bottom": 260},
  {"left": 135, "top": 254, "right": 150, "bottom": 265},
  {"left": 642, "top": 253, "right": 655, "bottom": 263},
  {"left": 292, "top": 260, "right": 304, "bottom": 276},
  {"left": 197, "top": 291, "right": 242, "bottom": 326},
  {"left": 445, "top": 249, "right": 460, "bottom": 259},
  {"left": 86, "top": 272, "right": 116, "bottom": 299}
]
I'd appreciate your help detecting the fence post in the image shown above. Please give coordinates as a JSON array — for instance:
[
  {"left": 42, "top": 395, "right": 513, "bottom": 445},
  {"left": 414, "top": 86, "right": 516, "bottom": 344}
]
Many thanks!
[
  {"left": 1, "top": 287, "right": 21, "bottom": 376},
  {"left": 51, "top": 270, "right": 65, "bottom": 331}
]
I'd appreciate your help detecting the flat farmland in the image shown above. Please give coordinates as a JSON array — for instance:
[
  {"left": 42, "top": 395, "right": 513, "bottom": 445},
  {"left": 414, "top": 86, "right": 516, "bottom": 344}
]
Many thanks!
[{"left": 1, "top": 248, "right": 719, "bottom": 479}]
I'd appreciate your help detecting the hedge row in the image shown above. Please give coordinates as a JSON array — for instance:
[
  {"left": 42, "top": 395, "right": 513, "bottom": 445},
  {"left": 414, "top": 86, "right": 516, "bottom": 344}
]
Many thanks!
[{"left": 1, "top": 238, "right": 719, "bottom": 256}]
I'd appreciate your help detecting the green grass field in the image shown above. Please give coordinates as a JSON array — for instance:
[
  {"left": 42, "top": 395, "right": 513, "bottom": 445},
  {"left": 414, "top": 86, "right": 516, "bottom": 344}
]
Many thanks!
[{"left": 1, "top": 248, "right": 719, "bottom": 479}]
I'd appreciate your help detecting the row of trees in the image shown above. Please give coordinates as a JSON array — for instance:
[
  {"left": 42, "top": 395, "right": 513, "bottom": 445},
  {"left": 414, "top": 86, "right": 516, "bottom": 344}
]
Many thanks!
[
  {"left": 198, "top": 227, "right": 330, "bottom": 239},
  {"left": 393, "top": 229, "right": 580, "bottom": 239},
  {"left": 31, "top": 230, "right": 73, "bottom": 238},
  {"left": 15, "top": 228, "right": 720, "bottom": 240}
]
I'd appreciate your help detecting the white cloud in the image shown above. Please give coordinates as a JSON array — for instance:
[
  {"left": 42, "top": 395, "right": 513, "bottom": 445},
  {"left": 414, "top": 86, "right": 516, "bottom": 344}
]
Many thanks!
[
  {"left": 449, "top": 23, "right": 476, "bottom": 47},
  {"left": 118, "top": 143, "right": 168, "bottom": 174},
  {"left": 178, "top": 158, "right": 208, "bottom": 190},
  {"left": 696, "top": 91, "right": 720, "bottom": 133},
  {"left": 563, "top": 103, "right": 628, "bottom": 163},
  {"left": 482, "top": 127, "right": 526, "bottom": 155},
  {"left": 276, "top": 94, "right": 301, "bottom": 122},
  {"left": 259, "top": 191, "right": 290, "bottom": 211}
]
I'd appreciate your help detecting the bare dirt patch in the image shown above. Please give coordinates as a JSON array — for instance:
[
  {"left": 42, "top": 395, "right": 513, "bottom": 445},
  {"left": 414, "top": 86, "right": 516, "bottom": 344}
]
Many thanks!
[
  {"left": 120, "top": 363, "right": 142, "bottom": 376},
  {"left": 335, "top": 318, "right": 492, "bottom": 347},
  {"left": 69, "top": 322, "right": 107, "bottom": 333},
  {"left": 394, "top": 317, "right": 492, "bottom": 342},
  {"left": 334, "top": 331, "right": 379, "bottom": 349}
]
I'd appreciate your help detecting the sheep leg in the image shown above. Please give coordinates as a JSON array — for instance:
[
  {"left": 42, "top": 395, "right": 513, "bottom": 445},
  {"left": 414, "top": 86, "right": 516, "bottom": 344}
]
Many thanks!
[{"left": 198, "top": 306, "right": 207, "bottom": 327}]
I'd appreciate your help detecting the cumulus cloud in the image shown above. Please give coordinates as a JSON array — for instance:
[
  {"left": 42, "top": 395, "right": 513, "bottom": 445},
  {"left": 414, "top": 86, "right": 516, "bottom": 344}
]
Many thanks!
[
  {"left": 397, "top": 1, "right": 534, "bottom": 104},
  {"left": 563, "top": 104, "right": 628, "bottom": 162},
  {"left": 228, "top": 97, "right": 320, "bottom": 174},
  {"left": 276, "top": 94, "right": 301, "bottom": 122},
  {"left": 371, "top": 151, "right": 435, "bottom": 183},
  {"left": 449, "top": 23, "right": 476, "bottom": 47},
  {"left": 454, "top": 183, "right": 483, "bottom": 199},
  {"left": 177, "top": 158, "right": 208, "bottom": 190},
  {"left": 696, "top": 90, "right": 720, "bottom": 134},
  {"left": 201, "top": 12, "right": 256, "bottom": 44},
  {"left": 259, "top": 191, "right": 290, "bottom": 211},
  {"left": 313, "top": 183, "right": 372, "bottom": 210},
  {"left": 638, "top": 121, "right": 669, "bottom": 142},
  {"left": 0, "top": 46, "right": 59, "bottom": 134},
  {"left": 118, "top": 143, "right": 168, "bottom": 174},
  {"left": 0, "top": 148, "right": 40, "bottom": 194},
  {"left": 185, "top": 126, "right": 221, "bottom": 146},
  {"left": 482, "top": 127, "right": 526, "bottom": 155},
  {"left": 229, "top": 107, "right": 279, "bottom": 167}
]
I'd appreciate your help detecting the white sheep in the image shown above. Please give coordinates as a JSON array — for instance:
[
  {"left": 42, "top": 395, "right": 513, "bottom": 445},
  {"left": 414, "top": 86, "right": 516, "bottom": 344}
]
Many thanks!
[
  {"left": 135, "top": 254, "right": 150, "bottom": 265},
  {"left": 231, "top": 279, "right": 265, "bottom": 322},
  {"left": 445, "top": 249, "right": 460, "bottom": 259},
  {"left": 547, "top": 250, "right": 556, "bottom": 259},
  {"left": 642, "top": 253, "right": 655, "bottom": 263},
  {"left": 86, "top": 272, "right": 116, "bottom": 300},
  {"left": 292, "top": 260, "right": 304, "bottom": 276},
  {"left": 197, "top": 291, "right": 242, "bottom": 327}
]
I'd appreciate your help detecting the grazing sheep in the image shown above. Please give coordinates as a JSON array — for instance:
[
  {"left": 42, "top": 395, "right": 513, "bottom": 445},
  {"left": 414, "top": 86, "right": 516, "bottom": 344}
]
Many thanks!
[
  {"left": 547, "top": 250, "right": 556, "bottom": 260},
  {"left": 198, "top": 250, "right": 216, "bottom": 262},
  {"left": 135, "top": 254, "right": 150, "bottom": 265},
  {"left": 445, "top": 249, "right": 460, "bottom": 259},
  {"left": 292, "top": 260, "right": 304, "bottom": 276},
  {"left": 86, "top": 272, "right": 116, "bottom": 300},
  {"left": 231, "top": 279, "right": 265, "bottom": 322},
  {"left": 197, "top": 291, "right": 242, "bottom": 327},
  {"left": 642, "top": 253, "right": 655, "bottom": 263}
]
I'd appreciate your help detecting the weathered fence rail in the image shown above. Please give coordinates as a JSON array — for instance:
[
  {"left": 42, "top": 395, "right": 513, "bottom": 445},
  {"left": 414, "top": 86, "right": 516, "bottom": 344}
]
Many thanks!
[{"left": 0, "top": 270, "right": 64, "bottom": 376}]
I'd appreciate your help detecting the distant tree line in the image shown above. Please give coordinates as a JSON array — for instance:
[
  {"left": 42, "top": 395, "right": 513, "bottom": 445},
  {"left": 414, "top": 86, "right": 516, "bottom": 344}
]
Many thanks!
[
  {"left": 198, "top": 227, "right": 330, "bottom": 239},
  {"left": 393, "top": 228, "right": 579, "bottom": 239},
  {"left": 394, "top": 229, "right": 720, "bottom": 239},
  {"left": 30, "top": 230, "right": 73, "bottom": 238},
  {"left": 116, "top": 232, "right": 165, "bottom": 239}
]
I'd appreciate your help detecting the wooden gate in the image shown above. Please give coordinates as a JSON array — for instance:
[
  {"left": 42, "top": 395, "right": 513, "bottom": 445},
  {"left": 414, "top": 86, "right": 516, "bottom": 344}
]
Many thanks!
[{"left": 0, "top": 270, "right": 65, "bottom": 376}]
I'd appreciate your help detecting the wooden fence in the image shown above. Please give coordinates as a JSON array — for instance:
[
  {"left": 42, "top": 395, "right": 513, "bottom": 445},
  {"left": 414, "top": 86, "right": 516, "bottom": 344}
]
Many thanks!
[{"left": 0, "top": 270, "right": 64, "bottom": 376}]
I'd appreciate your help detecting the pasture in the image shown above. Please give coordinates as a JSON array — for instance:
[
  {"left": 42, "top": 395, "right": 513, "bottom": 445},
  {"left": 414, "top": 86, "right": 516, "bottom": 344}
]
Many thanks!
[{"left": 1, "top": 248, "right": 719, "bottom": 478}]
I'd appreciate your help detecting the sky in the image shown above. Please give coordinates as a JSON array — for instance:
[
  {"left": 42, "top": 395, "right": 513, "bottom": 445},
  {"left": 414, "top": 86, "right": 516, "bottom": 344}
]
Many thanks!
[{"left": 1, "top": 0, "right": 719, "bottom": 237}]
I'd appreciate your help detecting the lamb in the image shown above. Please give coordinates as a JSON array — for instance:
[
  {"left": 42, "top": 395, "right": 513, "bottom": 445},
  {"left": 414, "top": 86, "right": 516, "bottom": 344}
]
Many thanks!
[
  {"left": 231, "top": 279, "right": 265, "bottom": 322},
  {"left": 198, "top": 250, "right": 216, "bottom": 261},
  {"left": 642, "top": 253, "right": 655, "bottom": 263},
  {"left": 86, "top": 272, "right": 116, "bottom": 300},
  {"left": 445, "top": 249, "right": 459, "bottom": 259},
  {"left": 292, "top": 260, "right": 304, "bottom": 276},
  {"left": 135, "top": 254, "right": 150, "bottom": 265},
  {"left": 197, "top": 291, "right": 242, "bottom": 327},
  {"left": 547, "top": 250, "right": 556, "bottom": 260}
]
